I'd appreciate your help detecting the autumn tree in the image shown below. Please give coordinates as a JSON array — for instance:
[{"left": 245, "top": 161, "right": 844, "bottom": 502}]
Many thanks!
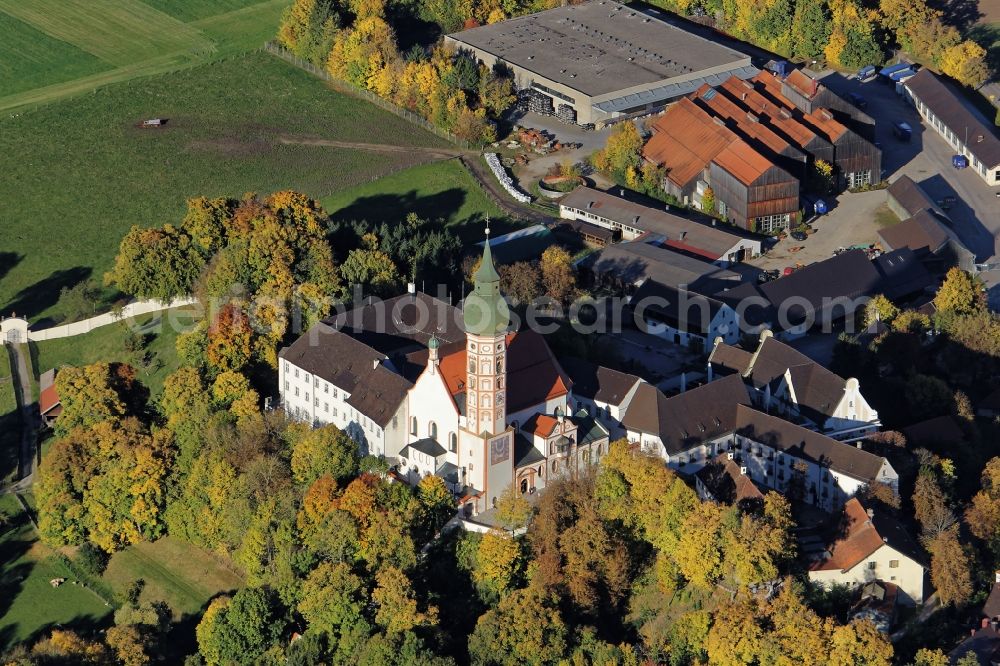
[
  {"left": 966, "top": 457, "right": 1000, "bottom": 544},
  {"left": 279, "top": 0, "right": 340, "bottom": 64},
  {"left": 298, "top": 561, "right": 367, "bottom": 637},
  {"left": 473, "top": 529, "right": 524, "bottom": 599},
  {"left": 494, "top": 483, "right": 533, "bottom": 533},
  {"left": 539, "top": 246, "right": 575, "bottom": 304},
  {"left": 591, "top": 121, "right": 643, "bottom": 180},
  {"left": 913, "top": 471, "right": 957, "bottom": 541},
  {"left": 499, "top": 261, "right": 541, "bottom": 306},
  {"left": 196, "top": 588, "right": 286, "bottom": 665},
  {"left": 828, "top": 619, "right": 894, "bottom": 665},
  {"left": 415, "top": 474, "right": 455, "bottom": 539},
  {"left": 940, "top": 41, "right": 991, "bottom": 88},
  {"left": 53, "top": 362, "right": 139, "bottom": 436},
  {"left": 928, "top": 526, "right": 973, "bottom": 606},
  {"left": 934, "top": 267, "right": 984, "bottom": 318},
  {"left": 467, "top": 586, "right": 569, "bottom": 666},
  {"left": 372, "top": 566, "right": 439, "bottom": 634},
  {"left": 290, "top": 423, "right": 359, "bottom": 486}
]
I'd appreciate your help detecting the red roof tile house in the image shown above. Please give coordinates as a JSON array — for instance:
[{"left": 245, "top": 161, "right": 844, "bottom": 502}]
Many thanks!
[
  {"left": 643, "top": 98, "right": 800, "bottom": 233},
  {"left": 808, "top": 498, "right": 925, "bottom": 605},
  {"left": 39, "top": 368, "right": 61, "bottom": 427}
]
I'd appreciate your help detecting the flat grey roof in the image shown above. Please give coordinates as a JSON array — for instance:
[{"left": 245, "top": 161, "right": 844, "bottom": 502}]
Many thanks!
[{"left": 447, "top": 0, "right": 751, "bottom": 98}]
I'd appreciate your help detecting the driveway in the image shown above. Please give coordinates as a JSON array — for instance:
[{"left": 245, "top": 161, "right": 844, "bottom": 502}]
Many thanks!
[
  {"left": 751, "top": 189, "right": 888, "bottom": 271},
  {"left": 818, "top": 71, "right": 1000, "bottom": 289},
  {"left": 507, "top": 111, "right": 616, "bottom": 189}
]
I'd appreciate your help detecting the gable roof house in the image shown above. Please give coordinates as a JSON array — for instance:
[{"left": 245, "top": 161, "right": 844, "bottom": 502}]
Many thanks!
[
  {"left": 708, "top": 330, "right": 880, "bottom": 440},
  {"left": 575, "top": 237, "right": 743, "bottom": 296},
  {"left": 630, "top": 278, "right": 741, "bottom": 351},
  {"left": 558, "top": 186, "right": 762, "bottom": 265},
  {"left": 903, "top": 69, "right": 1000, "bottom": 186},
  {"left": 561, "top": 356, "right": 643, "bottom": 439},
  {"left": 808, "top": 498, "right": 925, "bottom": 605},
  {"left": 623, "top": 374, "right": 896, "bottom": 512},
  {"left": 695, "top": 453, "right": 765, "bottom": 509},
  {"left": 643, "top": 98, "right": 800, "bottom": 233},
  {"left": 880, "top": 175, "right": 976, "bottom": 272}
]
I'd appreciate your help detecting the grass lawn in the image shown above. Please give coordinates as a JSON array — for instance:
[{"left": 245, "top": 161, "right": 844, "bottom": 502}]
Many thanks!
[
  {"left": 0, "top": 10, "right": 110, "bottom": 97},
  {"left": 0, "top": 0, "right": 288, "bottom": 112},
  {"left": 103, "top": 537, "right": 243, "bottom": 620},
  {"left": 0, "top": 347, "right": 20, "bottom": 485},
  {"left": 0, "top": 51, "right": 449, "bottom": 325},
  {"left": 0, "top": 499, "right": 112, "bottom": 651},
  {"left": 322, "top": 159, "right": 513, "bottom": 243},
  {"left": 30, "top": 306, "right": 201, "bottom": 398},
  {"left": 873, "top": 203, "right": 901, "bottom": 229}
]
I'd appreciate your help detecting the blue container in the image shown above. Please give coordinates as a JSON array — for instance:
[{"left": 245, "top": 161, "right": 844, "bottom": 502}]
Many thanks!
[
  {"left": 814, "top": 199, "right": 828, "bottom": 215},
  {"left": 952, "top": 154, "right": 968, "bottom": 169},
  {"left": 889, "top": 67, "right": 916, "bottom": 82},
  {"left": 880, "top": 63, "right": 911, "bottom": 78},
  {"left": 857, "top": 66, "right": 876, "bottom": 81},
  {"left": 771, "top": 60, "right": 789, "bottom": 78}
]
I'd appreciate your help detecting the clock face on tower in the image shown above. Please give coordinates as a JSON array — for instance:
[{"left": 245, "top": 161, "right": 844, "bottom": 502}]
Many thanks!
[{"left": 490, "top": 436, "right": 510, "bottom": 465}]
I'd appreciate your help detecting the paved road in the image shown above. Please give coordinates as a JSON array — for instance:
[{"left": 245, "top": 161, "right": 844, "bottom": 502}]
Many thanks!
[
  {"left": 819, "top": 72, "right": 1000, "bottom": 282},
  {"left": 6, "top": 343, "right": 36, "bottom": 481}
]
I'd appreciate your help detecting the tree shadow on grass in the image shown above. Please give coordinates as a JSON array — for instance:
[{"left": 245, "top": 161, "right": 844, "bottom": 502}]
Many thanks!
[
  {"left": 0, "top": 253, "right": 23, "bottom": 286},
  {"left": 329, "top": 188, "right": 469, "bottom": 231},
  {"left": 2, "top": 267, "right": 92, "bottom": 325},
  {"left": 0, "top": 521, "right": 37, "bottom": 652}
]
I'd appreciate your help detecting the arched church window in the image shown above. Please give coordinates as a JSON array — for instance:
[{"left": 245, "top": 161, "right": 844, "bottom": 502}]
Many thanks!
[
  {"left": 411, "top": 417, "right": 417, "bottom": 436},
  {"left": 449, "top": 432, "right": 457, "bottom": 452},
  {"left": 469, "top": 359, "right": 475, "bottom": 373},
  {"left": 496, "top": 358, "right": 503, "bottom": 374},
  {"left": 430, "top": 422, "right": 438, "bottom": 439}
]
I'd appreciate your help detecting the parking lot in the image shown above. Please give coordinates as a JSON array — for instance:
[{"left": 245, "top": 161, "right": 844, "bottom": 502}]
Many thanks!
[{"left": 750, "top": 70, "right": 1000, "bottom": 292}]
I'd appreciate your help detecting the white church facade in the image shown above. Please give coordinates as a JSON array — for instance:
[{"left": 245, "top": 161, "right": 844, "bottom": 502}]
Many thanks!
[{"left": 278, "top": 235, "right": 610, "bottom": 516}]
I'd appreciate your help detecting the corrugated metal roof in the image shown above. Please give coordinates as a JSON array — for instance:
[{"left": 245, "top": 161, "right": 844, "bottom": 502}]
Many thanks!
[{"left": 592, "top": 64, "right": 759, "bottom": 112}]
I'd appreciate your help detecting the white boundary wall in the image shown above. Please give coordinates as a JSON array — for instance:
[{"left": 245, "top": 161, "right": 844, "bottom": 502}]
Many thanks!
[{"left": 1, "top": 297, "right": 197, "bottom": 343}]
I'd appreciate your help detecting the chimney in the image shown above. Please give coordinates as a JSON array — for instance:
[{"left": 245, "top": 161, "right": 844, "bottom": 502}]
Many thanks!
[
  {"left": 866, "top": 508, "right": 875, "bottom": 518},
  {"left": 373, "top": 358, "right": 380, "bottom": 370},
  {"left": 740, "top": 466, "right": 748, "bottom": 475}
]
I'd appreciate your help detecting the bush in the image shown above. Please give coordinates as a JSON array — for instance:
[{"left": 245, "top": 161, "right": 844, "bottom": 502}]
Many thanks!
[{"left": 76, "top": 542, "right": 109, "bottom": 576}]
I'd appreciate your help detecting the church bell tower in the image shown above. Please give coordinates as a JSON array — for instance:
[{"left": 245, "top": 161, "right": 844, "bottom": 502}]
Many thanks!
[{"left": 463, "top": 227, "right": 510, "bottom": 436}]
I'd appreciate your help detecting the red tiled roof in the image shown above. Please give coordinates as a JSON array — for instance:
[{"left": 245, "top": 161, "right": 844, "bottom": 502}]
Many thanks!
[
  {"left": 751, "top": 71, "right": 848, "bottom": 143},
  {"left": 810, "top": 498, "right": 924, "bottom": 573},
  {"left": 693, "top": 83, "right": 797, "bottom": 157},
  {"left": 718, "top": 77, "right": 822, "bottom": 150},
  {"left": 437, "top": 330, "right": 570, "bottom": 414},
  {"left": 715, "top": 140, "right": 777, "bottom": 186},
  {"left": 522, "top": 413, "right": 559, "bottom": 437},
  {"left": 785, "top": 69, "right": 819, "bottom": 99},
  {"left": 39, "top": 384, "right": 60, "bottom": 415},
  {"left": 643, "top": 98, "right": 734, "bottom": 187}
]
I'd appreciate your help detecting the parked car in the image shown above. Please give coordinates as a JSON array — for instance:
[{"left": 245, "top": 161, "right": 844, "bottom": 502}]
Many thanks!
[
  {"left": 856, "top": 65, "right": 877, "bottom": 82},
  {"left": 952, "top": 154, "right": 968, "bottom": 169},
  {"left": 791, "top": 230, "right": 808, "bottom": 241},
  {"left": 847, "top": 92, "right": 868, "bottom": 109},
  {"left": 783, "top": 266, "right": 796, "bottom": 276},
  {"left": 892, "top": 121, "right": 912, "bottom": 141}
]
